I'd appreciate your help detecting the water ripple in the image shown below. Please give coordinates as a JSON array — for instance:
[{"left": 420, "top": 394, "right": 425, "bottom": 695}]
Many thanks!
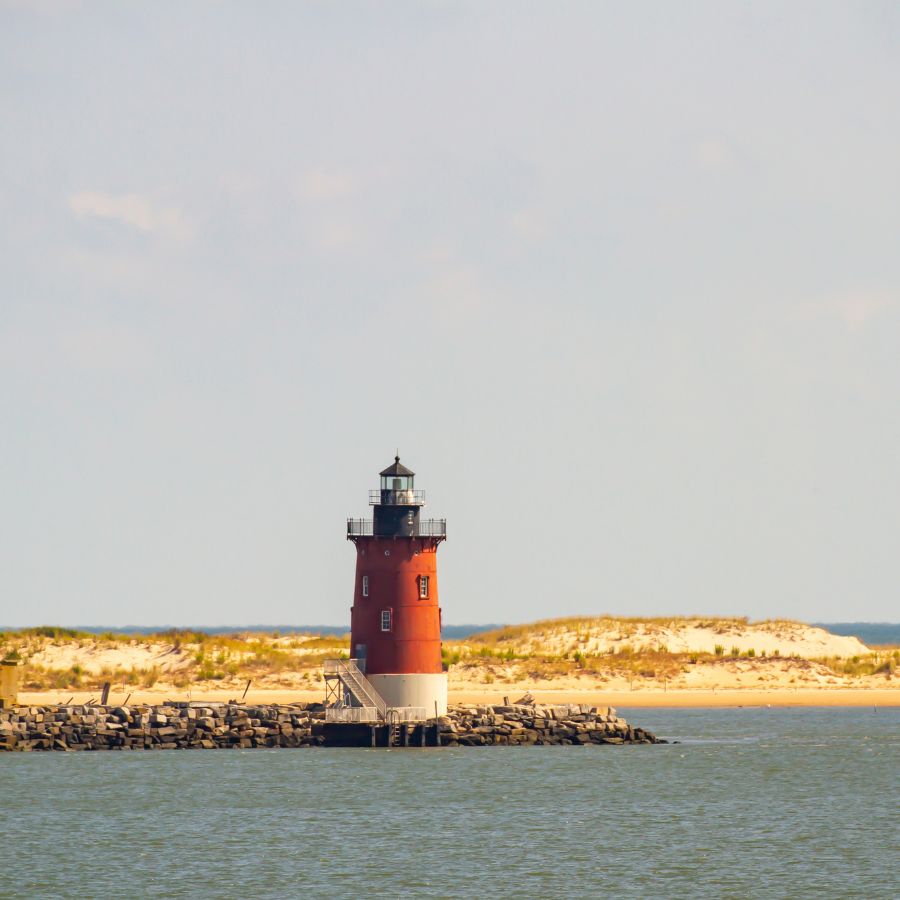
[{"left": 2, "top": 708, "right": 897, "bottom": 898}]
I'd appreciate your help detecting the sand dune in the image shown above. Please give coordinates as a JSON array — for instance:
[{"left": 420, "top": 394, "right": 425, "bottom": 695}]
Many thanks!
[
  {"left": 470, "top": 617, "right": 870, "bottom": 658},
  {"left": 3, "top": 618, "right": 896, "bottom": 709}
]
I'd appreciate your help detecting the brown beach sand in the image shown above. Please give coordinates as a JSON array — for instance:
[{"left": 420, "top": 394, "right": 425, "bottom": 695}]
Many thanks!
[{"left": 16, "top": 685, "right": 899, "bottom": 709}]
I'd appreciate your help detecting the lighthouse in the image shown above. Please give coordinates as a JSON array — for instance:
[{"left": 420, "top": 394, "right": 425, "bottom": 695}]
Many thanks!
[{"left": 342, "top": 456, "right": 448, "bottom": 717}]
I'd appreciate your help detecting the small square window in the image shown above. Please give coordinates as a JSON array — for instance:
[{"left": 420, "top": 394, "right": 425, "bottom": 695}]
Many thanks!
[
  {"left": 419, "top": 575, "right": 429, "bottom": 598},
  {"left": 362, "top": 575, "right": 369, "bottom": 597},
  {"left": 380, "top": 609, "right": 392, "bottom": 632}
]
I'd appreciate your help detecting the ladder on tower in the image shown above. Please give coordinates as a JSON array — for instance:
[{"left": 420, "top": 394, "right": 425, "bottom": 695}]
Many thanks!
[{"left": 324, "top": 659, "right": 387, "bottom": 721}]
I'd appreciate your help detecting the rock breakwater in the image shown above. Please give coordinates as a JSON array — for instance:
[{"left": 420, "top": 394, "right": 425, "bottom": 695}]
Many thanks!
[
  {"left": 434, "top": 703, "right": 663, "bottom": 746},
  {"left": 0, "top": 703, "right": 321, "bottom": 751},
  {"left": 0, "top": 701, "right": 663, "bottom": 751}
]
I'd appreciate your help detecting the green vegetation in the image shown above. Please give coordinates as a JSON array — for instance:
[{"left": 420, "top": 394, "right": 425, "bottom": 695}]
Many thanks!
[
  {"left": 814, "top": 649, "right": 899, "bottom": 678},
  {"left": 0, "top": 628, "right": 351, "bottom": 690},
  {"left": 23, "top": 626, "right": 88, "bottom": 640},
  {"left": 2, "top": 623, "right": 895, "bottom": 693},
  {"left": 299, "top": 635, "right": 350, "bottom": 649},
  {"left": 471, "top": 615, "right": 804, "bottom": 647},
  {"left": 441, "top": 648, "right": 462, "bottom": 667}
]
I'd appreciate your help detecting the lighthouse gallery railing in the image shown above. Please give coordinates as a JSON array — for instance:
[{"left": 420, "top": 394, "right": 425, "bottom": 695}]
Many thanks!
[
  {"left": 323, "top": 705, "right": 428, "bottom": 723},
  {"left": 369, "top": 489, "right": 426, "bottom": 506},
  {"left": 346, "top": 518, "right": 447, "bottom": 537}
]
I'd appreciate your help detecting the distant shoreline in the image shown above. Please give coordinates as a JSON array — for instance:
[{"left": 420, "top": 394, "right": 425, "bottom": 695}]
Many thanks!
[
  {"left": 3, "top": 622, "right": 899, "bottom": 644},
  {"left": 0, "top": 624, "right": 504, "bottom": 640}
]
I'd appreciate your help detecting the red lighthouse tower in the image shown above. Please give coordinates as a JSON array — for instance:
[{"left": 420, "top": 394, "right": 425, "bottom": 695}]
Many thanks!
[{"left": 346, "top": 456, "right": 448, "bottom": 715}]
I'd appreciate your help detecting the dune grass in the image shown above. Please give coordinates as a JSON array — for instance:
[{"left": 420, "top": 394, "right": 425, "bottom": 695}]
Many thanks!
[
  {"left": 467, "top": 615, "right": 807, "bottom": 648},
  {"left": 2, "top": 622, "right": 894, "bottom": 691},
  {"left": 2, "top": 628, "right": 352, "bottom": 691},
  {"left": 813, "top": 649, "right": 899, "bottom": 678}
]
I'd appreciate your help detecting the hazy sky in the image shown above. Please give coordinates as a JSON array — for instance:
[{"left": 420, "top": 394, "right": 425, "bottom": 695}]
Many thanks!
[{"left": 2, "top": 1, "right": 898, "bottom": 627}]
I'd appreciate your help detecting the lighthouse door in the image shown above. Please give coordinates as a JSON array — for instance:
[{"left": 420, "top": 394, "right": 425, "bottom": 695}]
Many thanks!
[{"left": 354, "top": 643, "right": 367, "bottom": 673}]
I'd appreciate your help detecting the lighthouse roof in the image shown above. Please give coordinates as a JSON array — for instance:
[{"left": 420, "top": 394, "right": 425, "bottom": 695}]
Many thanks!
[{"left": 380, "top": 455, "right": 415, "bottom": 477}]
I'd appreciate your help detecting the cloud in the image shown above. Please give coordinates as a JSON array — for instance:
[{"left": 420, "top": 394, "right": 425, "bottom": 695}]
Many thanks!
[
  {"left": 833, "top": 291, "right": 895, "bottom": 331},
  {"left": 294, "top": 169, "right": 354, "bottom": 202},
  {"left": 58, "top": 325, "right": 155, "bottom": 372},
  {"left": 696, "top": 140, "right": 730, "bottom": 169},
  {"left": 313, "top": 220, "right": 356, "bottom": 252},
  {"left": 0, "top": 323, "right": 154, "bottom": 374},
  {"left": 68, "top": 191, "right": 192, "bottom": 243},
  {"left": 0, "top": 0, "right": 83, "bottom": 13},
  {"left": 425, "top": 264, "right": 496, "bottom": 328},
  {"left": 795, "top": 290, "right": 897, "bottom": 333},
  {"left": 291, "top": 169, "right": 360, "bottom": 253},
  {"left": 508, "top": 207, "right": 548, "bottom": 243},
  {"left": 61, "top": 246, "right": 155, "bottom": 288}
]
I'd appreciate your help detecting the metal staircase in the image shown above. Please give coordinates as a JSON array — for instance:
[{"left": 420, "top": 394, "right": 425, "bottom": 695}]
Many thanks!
[{"left": 324, "top": 659, "right": 387, "bottom": 722}]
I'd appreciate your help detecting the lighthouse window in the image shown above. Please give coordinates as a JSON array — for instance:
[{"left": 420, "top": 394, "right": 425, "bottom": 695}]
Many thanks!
[
  {"left": 362, "top": 576, "right": 369, "bottom": 597},
  {"left": 382, "top": 475, "right": 412, "bottom": 491},
  {"left": 380, "top": 609, "right": 392, "bottom": 632},
  {"left": 419, "top": 575, "right": 429, "bottom": 598}
]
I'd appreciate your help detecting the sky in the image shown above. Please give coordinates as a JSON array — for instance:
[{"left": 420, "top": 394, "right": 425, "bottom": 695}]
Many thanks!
[{"left": 1, "top": 1, "right": 898, "bottom": 628}]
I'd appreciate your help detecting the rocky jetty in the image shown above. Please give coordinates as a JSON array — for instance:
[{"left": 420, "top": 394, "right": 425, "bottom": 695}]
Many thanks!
[
  {"left": 0, "top": 703, "right": 321, "bottom": 751},
  {"left": 0, "top": 700, "right": 663, "bottom": 751},
  {"left": 434, "top": 703, "right": 663, "bottom": 746}
]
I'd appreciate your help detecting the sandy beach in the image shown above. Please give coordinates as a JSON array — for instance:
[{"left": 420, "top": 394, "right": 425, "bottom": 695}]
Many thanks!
[
  {"left": 16, "top": 685, "right": 899, "bottom": 709},
  {"left": 451, "top": 688, "right": 900, "bottom": 708}
]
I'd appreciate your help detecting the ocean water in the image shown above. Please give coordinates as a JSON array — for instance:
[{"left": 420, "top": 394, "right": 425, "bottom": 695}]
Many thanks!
[{"left": 2, "top": 708, "right": 897, "bottom": 899}]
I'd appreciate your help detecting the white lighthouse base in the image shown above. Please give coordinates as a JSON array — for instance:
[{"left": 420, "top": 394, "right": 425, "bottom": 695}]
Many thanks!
[{"left": 367, "top": 673, "right": 447, "bottom": 717}]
